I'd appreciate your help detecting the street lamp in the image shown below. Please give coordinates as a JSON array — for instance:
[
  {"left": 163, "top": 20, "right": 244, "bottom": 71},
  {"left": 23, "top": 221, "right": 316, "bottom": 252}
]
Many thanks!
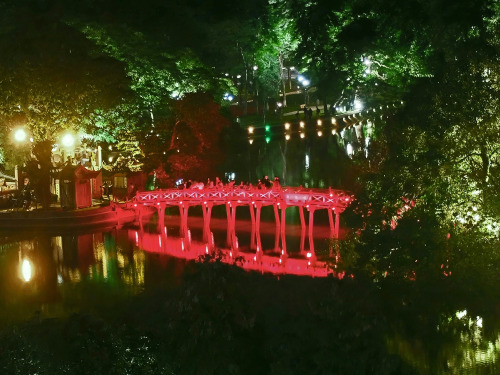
[
  {"left": 61, "top": 133, "right": 75, "bottom": 148},
  {"left": 14, "top": 128, "right": 27, "bottom": 143},
  {"left": 297, "top": 74, "right": 310, "bottom": 105}
]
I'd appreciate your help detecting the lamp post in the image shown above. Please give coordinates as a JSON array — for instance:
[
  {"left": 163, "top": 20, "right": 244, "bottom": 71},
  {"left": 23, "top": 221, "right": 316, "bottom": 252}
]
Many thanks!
[
  {"left": 302, "top": 79, "right": 310, "bottom": 105},
  {"left": 297, "top": 75, "right": 310, "bottom": 106}
]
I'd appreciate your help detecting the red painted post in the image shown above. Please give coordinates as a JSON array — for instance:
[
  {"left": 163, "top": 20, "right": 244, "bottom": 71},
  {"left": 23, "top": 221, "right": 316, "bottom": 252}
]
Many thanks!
[
  {"left": 299, "top": 205, "right": 306, "bottom": 253},
  {"left": 255, "top": 203, "right": 262, "bottom": 252},
  {"left": 280, "top": 205, "right": 287, "bottom": 255},
  {"left": 249, "top": 203, "right": 256, "bottom": 250},
  {"left": 308, "top": 206, "right": 315, "bottom": 255},
  {"left": 328, "top": 208, "right": 335, "bottom": 238}
]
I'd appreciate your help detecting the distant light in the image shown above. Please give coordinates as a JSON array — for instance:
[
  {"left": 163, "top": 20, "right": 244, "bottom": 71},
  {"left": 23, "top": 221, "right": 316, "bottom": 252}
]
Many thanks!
[
  {"left": 332, "top": 129, "right": 336, "bottom": 135},
  {"left": 236, "top": 75, "right": 241, "bottom": 79},
  {"left": 317, "top": 119, "right": 322, "bottom": 126},
  {"left": 225, "top": 73, "right": 229, "bottom": 76},
  {"left": 108, "top": 145, "right": 112, "bottom": 150},
  {"left": 299, "top": 121, "right": 305, "bottom": 128},
  {"left": 61, "top": 134, "right": 75, "bottom": 148},
  {"left": 265, "top": 136, "right": 271, "bottom": 143},
  {"left": 227, "top": 95, "right": 233, "bottom": 101},
  {"left": 248, "top": 126, "right": 254, "bottom": 134},
  {"left": 249, "top": 139, "right": 254, "bottom": 144},
  {"left": 284, "top": 123, "right": 290, "bottom": 130},
  {"left": 346, "top": 143, "right": 354, "bottom": 156},
  {"left": 108, "top": 156, "right": 113, "bottom": 162},
  {"left": 285, "top": 134, "right": 290, "bottom": 141},
  {"left": 277, "top": 102, "right": 282, "bottom": 107},
  {"left": 14, "top": 129, "right": 27, "bottom": 142},
  {"left": 297, "top": 75, "right": 304, "bottom": 82},
  {"left": 253, "top": 65, "right": 258, "bottom": 71},
  {"left": 354, "top": 99, "right": 363, "bottom": 110},
  {"left": 317, "top": 130, "right": 323, "bottom": 137},
  {"left": 302, "top": 79, "right": 310, "bottom": 86},
  {"left": 300, "top": 132, "right": 305, "bottom": 139},
  {"left": 21, "top": 259, "right": 32, "bottom": 282},
  {"left": 265, "top": 125, "right": 271, "bottom": 131}
]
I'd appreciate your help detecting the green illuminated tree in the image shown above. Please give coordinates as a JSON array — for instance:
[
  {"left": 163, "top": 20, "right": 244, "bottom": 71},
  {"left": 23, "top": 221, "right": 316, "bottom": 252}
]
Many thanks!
[{"left": 0, "top": 2, "right": 131, "bottom": 207}]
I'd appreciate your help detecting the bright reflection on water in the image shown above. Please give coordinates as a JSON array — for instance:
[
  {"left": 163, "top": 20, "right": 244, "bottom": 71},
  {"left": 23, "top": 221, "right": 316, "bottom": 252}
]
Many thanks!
[
  {"left": 0, "top": 221, "right": 498, "bottom": 374},
  {"left": 21, "top": 258, "right": 32, "bottom": 282}
]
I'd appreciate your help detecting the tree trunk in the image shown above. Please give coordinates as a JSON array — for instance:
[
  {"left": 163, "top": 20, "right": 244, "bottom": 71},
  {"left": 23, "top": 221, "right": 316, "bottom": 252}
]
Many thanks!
[
  {"left": 280, "top": 141, "right": 287, "bottom": 184},
  {"left": 243, "top": 73, "right": 248, "bottom": 115},
  {"left": 480, "top": 144, "right": 490, "bottom": 184},
  {"left": 32, "top": 140, "right": 53, "bottom": 210},
  {"left": 279, "top": 53, "right": 287, "bottom": 107}
]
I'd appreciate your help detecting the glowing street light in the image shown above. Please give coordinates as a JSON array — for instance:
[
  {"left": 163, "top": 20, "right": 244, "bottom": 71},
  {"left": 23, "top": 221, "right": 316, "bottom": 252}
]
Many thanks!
[
  {"left": 61, "top": 133, "right": 75, "bottom": 148},
  {"left": 14, "top": 128, "right": 27, "bottom": 143}
]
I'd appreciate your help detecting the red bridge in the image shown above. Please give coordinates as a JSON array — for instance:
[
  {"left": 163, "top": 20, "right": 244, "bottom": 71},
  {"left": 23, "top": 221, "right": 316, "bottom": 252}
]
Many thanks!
[{"left": 133, "top": 187, "right": 354, "bottom": 267}]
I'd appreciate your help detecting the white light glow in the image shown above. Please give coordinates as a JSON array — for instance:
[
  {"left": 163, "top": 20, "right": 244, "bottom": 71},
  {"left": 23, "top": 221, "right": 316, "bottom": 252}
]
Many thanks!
[
  {"left": 61, "top": 134, "right": 75, "bottom": 148},
  {"left": 21, "top": 259, "right": 32, "bottom": 282},
  {"left": 346, "top": 143, "right": 354, "bottom": 156},
  {"left": 14, "top": 129, "right": 27, "bottom": 142}
]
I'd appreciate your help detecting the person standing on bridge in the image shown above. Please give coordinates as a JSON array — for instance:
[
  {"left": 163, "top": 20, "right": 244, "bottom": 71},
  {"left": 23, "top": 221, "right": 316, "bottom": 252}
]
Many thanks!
[{"left": 273, "top": 176, "right": 281, "bottom": 190}]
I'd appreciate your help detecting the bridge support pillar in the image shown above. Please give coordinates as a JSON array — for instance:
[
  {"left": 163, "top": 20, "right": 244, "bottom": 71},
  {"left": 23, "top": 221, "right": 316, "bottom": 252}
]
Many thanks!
[
  {"left": 335, "top": 209, "right": 341, "bottom": 239},
  {"left": 273, "top": 203, "right": 280, "bottom": 251},
  {"left": 202, "top": 203, "right": 213, "bottom": 243},
  {"left": 231, "top": 204, "right": 238, "bottom": 252},
  {"left": 249, "top": 203, "right": 256, "bottom": 250},
  {"left": 179, "top": 204, "right": 189, "bottom": 237},
  {"left": 308, "top": 206, "right": 316, "bottom": 257},
  {"left": 328, "top": 208, "right": 335, "bottom": 238},
  {"left": 280, "top": 204, "right": 287, "bottom": 256},
  {"left": 299, "top": 206, "right": 306, "bottom": 253},
  {"left": 255, "top": 203, "right": 262, "bottom": 254},
  {"left": 157, "top": 203, "right": 166, "bottom": 229}
]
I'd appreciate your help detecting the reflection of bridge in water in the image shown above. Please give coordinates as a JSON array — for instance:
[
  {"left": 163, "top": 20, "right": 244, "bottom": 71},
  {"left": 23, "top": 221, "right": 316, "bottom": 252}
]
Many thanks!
[{"left": 133, "top": 187, "right": 354, "bottom": 277}]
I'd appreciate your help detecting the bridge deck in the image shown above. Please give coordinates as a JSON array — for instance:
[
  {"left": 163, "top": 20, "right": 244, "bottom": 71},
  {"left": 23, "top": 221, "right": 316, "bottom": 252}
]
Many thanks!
[{"left": 134, "top": 186, "right": 353, "bottom": 211}]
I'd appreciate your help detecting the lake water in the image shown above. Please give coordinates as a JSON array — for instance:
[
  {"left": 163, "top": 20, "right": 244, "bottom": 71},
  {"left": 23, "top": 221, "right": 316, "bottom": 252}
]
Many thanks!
[{"left": 0, "top": 213, "right": 498, "bottom": 374}]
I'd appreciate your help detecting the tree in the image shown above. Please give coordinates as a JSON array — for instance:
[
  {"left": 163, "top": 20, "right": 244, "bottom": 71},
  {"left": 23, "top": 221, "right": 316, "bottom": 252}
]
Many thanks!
[
  {"left": 167, "top": 93, "right": 231, "bottom": 180},
  {"left": 0, "top": 2, "right": 130, "bottom": 207}
]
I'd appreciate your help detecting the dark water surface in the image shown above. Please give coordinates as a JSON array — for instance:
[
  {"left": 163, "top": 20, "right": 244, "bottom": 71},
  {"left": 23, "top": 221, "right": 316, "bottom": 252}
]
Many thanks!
[{"left": 0, "top": 215, "right": 498, "bottom": 374}]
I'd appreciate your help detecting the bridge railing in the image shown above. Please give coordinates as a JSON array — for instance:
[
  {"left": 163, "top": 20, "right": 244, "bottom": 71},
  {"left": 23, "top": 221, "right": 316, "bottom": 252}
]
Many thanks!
[{"left": 134, "top": 186, "right": 354, "bottom": 210}]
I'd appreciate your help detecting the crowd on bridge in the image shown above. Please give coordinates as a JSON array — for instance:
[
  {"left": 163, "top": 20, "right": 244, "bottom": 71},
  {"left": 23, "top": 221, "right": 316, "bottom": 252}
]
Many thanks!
[{"left": 178, "top": 175, "right": 282, "bottom": 191}]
